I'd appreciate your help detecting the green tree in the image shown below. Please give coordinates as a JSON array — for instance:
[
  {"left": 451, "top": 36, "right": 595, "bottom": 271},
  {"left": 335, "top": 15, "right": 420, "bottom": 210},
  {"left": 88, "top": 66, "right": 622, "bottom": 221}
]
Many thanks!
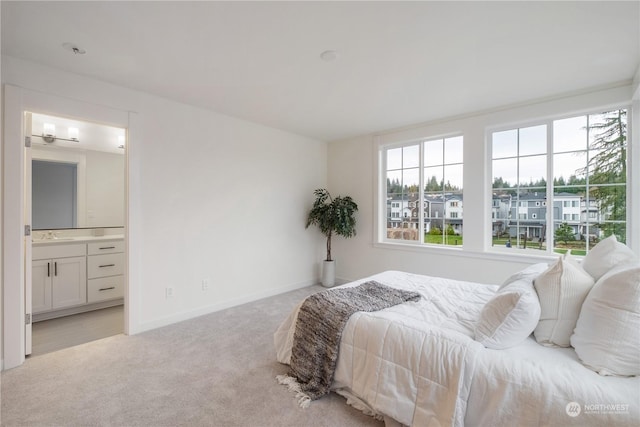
[
  {"left": 584, "top": 110, "right": 627, "bottom": 242},
  {"left": 555, "top": 222, "right": 575, "bottom": 245},
  {"left": 493, "top": 177, "right": 510, "bottom": 188},
  {"left": 387, "top": 177, "right": 402, "bottom": 194},
  {"left": 425, "top": 175, "right": 442, "bottom": 192}
]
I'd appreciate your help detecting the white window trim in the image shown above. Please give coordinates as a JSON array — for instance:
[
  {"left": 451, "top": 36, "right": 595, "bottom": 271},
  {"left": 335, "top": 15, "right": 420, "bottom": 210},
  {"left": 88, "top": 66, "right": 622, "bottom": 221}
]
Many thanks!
[
  {"left": 373, "top": 90, "right": 637, "bottom": 260},
  {"left": 486, "top": 104, "right": 633, "bottom": 256},
  {"left": 376, "top": 134, "right": 464, "bottom": 249}
]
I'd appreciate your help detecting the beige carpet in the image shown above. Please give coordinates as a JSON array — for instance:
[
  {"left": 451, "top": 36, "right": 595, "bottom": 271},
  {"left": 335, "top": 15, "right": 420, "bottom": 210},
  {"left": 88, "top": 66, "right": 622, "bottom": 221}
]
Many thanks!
[{"left": 1, "top": 285, "right": 384, "bottom": 427}]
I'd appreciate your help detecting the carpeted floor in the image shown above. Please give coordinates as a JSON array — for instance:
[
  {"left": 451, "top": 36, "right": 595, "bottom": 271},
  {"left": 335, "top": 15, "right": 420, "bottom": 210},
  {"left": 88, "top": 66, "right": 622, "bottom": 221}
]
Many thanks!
[{"left": 1, "top": 285, "right": 384, "bottom": 427}]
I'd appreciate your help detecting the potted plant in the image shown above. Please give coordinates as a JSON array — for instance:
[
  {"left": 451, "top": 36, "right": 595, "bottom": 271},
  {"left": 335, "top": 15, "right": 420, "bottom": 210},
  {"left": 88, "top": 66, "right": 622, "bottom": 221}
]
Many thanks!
[{"left": 305, "top": 188, "right": 358, "bottom": 287}]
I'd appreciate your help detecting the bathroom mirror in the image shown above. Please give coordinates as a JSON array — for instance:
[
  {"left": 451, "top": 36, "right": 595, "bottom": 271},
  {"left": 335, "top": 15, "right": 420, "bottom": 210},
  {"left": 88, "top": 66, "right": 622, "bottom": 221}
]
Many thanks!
[{"left": 30, "top": 112, "right": 125, "bottom": 230}]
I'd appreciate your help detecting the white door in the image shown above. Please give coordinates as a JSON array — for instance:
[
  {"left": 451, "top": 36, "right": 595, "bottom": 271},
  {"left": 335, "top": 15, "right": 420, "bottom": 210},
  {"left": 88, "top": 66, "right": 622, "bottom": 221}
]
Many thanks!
[{"left": 24, "top": 112, "right": 33, "bottom": 356}]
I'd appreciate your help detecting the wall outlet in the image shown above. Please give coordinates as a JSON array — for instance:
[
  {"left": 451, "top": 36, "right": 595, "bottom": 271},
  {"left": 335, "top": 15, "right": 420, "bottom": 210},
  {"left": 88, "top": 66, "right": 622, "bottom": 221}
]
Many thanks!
[
  {"left": 201, "top": 278, "right": 210, "bottom": 291},
  {"left": 165, "top": 287, "right": 174, "bottom": 298}
]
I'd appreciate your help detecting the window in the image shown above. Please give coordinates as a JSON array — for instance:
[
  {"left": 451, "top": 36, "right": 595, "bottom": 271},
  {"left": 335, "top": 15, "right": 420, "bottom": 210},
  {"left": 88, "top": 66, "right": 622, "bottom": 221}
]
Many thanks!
[
  {"left": 491, "top": 108, "right": 627, "bottom": 255},
  {"left": 383, "top": 136, "right": 463, "bottom": 246}
]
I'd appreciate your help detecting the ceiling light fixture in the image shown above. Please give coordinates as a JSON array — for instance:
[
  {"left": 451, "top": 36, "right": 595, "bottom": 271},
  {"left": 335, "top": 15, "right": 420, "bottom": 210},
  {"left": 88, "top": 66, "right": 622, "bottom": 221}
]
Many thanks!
[
  {"left": 62, "top": 42, "right": 86, "bottom": 55},
  {"left": 320, "top": 50, "right": 338, "bottom": 62}
]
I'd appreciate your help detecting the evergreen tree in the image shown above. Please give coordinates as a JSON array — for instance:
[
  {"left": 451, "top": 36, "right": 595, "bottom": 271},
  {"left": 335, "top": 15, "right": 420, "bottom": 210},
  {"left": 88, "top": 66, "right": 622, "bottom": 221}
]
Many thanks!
[
  {"left": 424, "top": 175, "right": 442, "bottom": 192},
  {"left": 584, "top": 110, "right": 627, "bottom": 242},
  {"left": 555, "top": 222, "right": 575, "bottom": 245}
]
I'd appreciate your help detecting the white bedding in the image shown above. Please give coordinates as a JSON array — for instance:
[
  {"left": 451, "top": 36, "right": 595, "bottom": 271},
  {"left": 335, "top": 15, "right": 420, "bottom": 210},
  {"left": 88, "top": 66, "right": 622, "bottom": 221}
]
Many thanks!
[{"left": 274, "top": 270, "right": 640, "bottom": 426}]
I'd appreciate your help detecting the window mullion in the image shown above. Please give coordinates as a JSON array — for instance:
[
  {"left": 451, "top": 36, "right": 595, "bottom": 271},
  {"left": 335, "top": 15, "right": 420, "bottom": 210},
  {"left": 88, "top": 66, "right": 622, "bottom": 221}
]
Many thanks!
[
  {"left": 515, "top": 129, "right": 521, "bottom": 248},
  {"left": 419, "top": 142, "right": 425, "bottom": 244},
  {"left": 546, "top": 121, "right": 554, "bottom": 255}
]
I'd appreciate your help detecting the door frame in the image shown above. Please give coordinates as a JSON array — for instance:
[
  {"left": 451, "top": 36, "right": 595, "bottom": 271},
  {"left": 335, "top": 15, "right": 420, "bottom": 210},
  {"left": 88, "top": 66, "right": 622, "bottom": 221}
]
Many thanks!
[{"left": 2, "top": 84, "right": 139, "bottom": 369}]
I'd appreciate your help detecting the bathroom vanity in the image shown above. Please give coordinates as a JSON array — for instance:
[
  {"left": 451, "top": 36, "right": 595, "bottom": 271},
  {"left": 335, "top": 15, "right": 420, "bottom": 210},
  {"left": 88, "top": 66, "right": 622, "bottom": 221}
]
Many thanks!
[{"left": 32, "top": 235, "right": 124, "bottom": 321}]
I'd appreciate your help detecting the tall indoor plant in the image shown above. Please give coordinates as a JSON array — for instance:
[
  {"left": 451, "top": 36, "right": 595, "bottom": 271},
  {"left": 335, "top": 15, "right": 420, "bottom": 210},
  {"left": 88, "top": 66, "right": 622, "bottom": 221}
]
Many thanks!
[{"left": 305, "top": 188, "right": 358, "bottom": 287}]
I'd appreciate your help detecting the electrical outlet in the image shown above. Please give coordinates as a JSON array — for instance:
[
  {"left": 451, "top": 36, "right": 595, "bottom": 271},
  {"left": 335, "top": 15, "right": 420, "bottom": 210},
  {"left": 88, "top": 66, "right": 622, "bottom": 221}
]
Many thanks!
[
  {"left": 202, "top": 278, "right": 209, "bottom": 291},
  {"left": 165, "top": 287, "right": 174, "bottom": 298}
]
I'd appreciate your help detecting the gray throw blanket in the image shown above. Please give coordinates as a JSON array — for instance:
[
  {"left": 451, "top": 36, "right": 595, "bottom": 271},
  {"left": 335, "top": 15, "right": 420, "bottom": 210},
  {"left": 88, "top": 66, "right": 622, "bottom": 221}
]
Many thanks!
[{"left": 277, "top": 281, "right": 421, "bottom": 407}]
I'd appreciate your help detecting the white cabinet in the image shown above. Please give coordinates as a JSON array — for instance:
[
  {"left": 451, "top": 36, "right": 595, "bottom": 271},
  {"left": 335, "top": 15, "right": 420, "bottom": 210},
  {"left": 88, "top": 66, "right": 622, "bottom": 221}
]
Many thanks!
[
  {"left": 87, "top": 241, "right": 125, "bottom": 303},
  {"left": 32, "top": 244, "right": 87, "bottom": 314},
  {"left": 32, "top": 238, "right": 124, "bottom": 317},
  {"left": 32, "top": 259, "right": 52, "bottom": 313}
]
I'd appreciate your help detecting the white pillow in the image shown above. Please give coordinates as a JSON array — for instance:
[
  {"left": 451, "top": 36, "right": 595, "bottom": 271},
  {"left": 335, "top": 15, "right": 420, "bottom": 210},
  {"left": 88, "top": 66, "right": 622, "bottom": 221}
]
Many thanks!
[
  {"left": 499, "top": 263, "right": 549, "bottom": 289},
  {"left": 475, "top": 279, "right": 541, "bottom": 350},
  {"left": 571, "top": 264, "right": 640, "bottom": 376},
  {"left": 533, "top": 254, "right": 594, "bottom": 347},
  {"left": 581, "top": 235, "right": 637, "bottom": 281}
]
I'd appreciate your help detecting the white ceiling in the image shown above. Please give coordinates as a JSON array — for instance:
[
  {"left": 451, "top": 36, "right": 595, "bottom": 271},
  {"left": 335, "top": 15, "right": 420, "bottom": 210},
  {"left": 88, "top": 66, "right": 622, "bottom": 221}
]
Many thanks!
[{"left": 2, "top": 1, "right": 639, "bottom": 142}]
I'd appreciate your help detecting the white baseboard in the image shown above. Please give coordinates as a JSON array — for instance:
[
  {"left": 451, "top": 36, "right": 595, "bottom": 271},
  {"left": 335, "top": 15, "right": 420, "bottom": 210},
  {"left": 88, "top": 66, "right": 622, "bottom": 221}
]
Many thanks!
[
  {"left": 135, "top": 279, "right": 316, "bottom": 334},
  {"left": 33, "top": 299, "right": 124, "bottom": 322}
]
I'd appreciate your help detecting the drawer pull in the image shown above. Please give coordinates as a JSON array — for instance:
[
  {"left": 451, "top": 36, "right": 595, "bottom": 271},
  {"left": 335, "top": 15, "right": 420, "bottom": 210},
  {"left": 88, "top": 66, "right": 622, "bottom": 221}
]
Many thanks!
[
  {"left": 99, "top": 246, "right": 116, "bottom": 250},
  {"left": 99, "top": 286, "right": 116, "bottom": 291},
  {"left": 47, "top": 262, "right": 50, "bottom": 277},
  {"left": 99, "top": 264, "right": 116, "bottom": 268}
]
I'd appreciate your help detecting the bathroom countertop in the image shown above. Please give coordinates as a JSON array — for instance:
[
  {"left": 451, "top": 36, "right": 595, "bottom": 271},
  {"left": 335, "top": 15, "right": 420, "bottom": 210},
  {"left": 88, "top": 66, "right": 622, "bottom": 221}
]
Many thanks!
[{"left": 32, "top": 235, "right": 124, "bottom": 246}]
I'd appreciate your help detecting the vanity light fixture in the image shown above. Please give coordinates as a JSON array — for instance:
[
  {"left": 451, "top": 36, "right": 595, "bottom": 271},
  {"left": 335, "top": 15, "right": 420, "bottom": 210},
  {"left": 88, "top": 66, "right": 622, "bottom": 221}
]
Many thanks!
[
  {"left": 68, "top": 127, "right": 79, "bottom": 141},
  {"left": 38, "top": 122, "right": 80, "bottom": 144},
  {"left": 42, "top": 123, "right": 56, "bottom": 143}
]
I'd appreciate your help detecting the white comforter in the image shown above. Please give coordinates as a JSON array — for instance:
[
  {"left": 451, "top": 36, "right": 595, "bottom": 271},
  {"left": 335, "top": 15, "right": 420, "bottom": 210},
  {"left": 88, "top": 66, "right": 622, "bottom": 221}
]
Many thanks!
[{"left": 274, "top": 270, "right": 640, "bottom": 426}]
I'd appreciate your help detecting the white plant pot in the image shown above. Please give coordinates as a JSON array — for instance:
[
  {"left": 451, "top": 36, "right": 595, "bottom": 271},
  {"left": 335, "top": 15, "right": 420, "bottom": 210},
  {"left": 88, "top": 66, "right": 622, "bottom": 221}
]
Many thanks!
[{"left": 321, "top": 260, "right": 336, "bottom": 287}]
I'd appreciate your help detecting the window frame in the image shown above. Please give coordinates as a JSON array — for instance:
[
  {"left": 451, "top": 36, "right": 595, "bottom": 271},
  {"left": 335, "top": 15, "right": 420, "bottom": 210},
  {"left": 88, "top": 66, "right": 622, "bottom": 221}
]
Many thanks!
[
  {"left": 378, "top": 134, "right": 464, "bottom": 249},
  {"left": 487, "top": 105, "right": 631, "bottom": 256}
]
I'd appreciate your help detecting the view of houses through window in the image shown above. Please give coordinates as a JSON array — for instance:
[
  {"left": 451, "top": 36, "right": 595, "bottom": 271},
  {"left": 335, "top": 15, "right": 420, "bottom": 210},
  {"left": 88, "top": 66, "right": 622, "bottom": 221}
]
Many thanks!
[
  {"left": 491, "top": 109, "right": 627, "bottom": 255},
  {"left": 385, "top": 136, "right": 463, "bottom": 246},
  {"left": 381, "top": 108, "right": 628, "bottom": 255}
]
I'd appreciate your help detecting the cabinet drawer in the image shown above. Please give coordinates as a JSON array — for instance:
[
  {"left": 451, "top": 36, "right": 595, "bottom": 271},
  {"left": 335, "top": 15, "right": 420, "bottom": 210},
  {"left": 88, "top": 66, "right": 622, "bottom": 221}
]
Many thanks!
[
  {"left": 88, "top": 276, "right": 124, "bottom": 303},
  {"left": 33, "top": 243, "right": 86, "bottom": 260},
  {"left": 87, "top": 253, "right": 124, "bottom": 278},
  {"left": 87, "top": 240, "right": 124, "bottom": 255}
]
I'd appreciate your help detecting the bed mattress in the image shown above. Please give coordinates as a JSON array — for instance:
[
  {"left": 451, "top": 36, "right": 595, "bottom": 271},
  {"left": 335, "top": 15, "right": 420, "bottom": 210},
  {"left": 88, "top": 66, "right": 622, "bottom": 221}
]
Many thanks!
[{"left": 274, "top": 270, "right": 639, "bottom": 426}]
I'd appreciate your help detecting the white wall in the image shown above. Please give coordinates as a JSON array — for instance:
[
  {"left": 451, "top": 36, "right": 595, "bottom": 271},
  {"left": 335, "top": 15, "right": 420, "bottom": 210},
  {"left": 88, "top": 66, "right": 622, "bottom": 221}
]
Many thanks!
[
  {"left": 328, "top": 84, "right": 638, "bottom": 285},
  {"left": 2, "top": 55, "right": 326, "bottom": 346},
  {"left": 85, "top": 150, "right": 125, "bottom": 227}
]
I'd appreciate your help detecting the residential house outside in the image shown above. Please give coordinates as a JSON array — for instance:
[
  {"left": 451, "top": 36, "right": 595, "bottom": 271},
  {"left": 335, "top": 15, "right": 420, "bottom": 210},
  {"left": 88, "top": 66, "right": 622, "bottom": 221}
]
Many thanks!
[
  {"left": 491, "top": 192, "right": 604, "bottom": 244},
  {"left": 387, "top": 194, "right": 464, "bottom": 236}
]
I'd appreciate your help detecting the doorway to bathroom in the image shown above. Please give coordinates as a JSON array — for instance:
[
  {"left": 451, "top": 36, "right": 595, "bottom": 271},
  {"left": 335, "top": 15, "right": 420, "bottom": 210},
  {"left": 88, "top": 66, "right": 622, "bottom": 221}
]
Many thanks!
[
  {"left": 26, "top": 112, "right": 127, "bottom": 357},
  {"left": 2, "top": 84, "right": 135, "bottom": 369}
]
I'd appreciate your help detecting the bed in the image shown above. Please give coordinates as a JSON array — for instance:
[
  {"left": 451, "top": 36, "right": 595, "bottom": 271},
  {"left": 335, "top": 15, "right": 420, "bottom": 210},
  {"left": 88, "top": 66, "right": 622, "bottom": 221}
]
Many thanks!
[{"left": 274, "top": 238, "right": 640, "bottom": 426}]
